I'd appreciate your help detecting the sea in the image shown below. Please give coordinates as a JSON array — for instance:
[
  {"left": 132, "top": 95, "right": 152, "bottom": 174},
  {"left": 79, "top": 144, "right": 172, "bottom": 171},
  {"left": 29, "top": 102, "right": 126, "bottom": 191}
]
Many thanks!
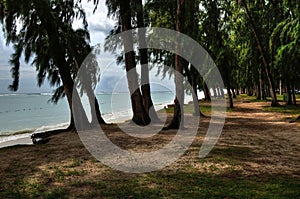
[{"left": 0, "top": 92, "right": 180, "bottom": 143}]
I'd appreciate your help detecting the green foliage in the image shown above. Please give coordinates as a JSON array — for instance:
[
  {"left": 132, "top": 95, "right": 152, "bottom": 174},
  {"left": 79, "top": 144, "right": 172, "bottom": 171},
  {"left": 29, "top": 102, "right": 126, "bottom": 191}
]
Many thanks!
[{"left": 0, "top": 0, "right": 95, "bottom": 103}]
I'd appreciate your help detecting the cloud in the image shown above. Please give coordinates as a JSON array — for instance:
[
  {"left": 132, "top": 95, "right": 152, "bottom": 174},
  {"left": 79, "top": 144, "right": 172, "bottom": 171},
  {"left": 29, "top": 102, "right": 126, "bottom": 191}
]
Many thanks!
[
  {"left": 0, "top": 2, "right": 115, "bottom": 93},
  {"left": 78, "top": 0, "right": 116, "bottom": 41},
  {"left": 89, "top": 20, "right": 114, "bottom": 35}
]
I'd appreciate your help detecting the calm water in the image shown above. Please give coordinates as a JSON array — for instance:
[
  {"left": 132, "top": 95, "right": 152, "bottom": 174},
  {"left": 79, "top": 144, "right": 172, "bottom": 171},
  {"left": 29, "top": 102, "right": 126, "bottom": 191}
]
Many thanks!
[{"left": 0, "top": 92, "right": 175, "bottom": 136}]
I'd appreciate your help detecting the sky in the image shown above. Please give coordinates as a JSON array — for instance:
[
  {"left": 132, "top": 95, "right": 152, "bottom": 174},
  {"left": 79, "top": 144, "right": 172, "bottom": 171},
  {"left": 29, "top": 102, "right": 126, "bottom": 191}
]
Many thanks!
[{"left": 0, "top": 0, "right": 173, "bottom": 94}]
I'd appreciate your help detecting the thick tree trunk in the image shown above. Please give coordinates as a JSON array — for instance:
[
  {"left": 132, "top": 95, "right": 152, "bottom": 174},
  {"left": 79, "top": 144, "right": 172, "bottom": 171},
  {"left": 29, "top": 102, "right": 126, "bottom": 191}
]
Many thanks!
[
  {"left": 135, "top": 0, "right": 160, "bottom": 122},
  {"left": 163, "top": 0, "right": 185, "bottom": 130},
  {"left": 203, "top": 82, "right": 211, "bottom": 101},
  {"left": 59, "top": 67, "right": 90, "bottom": 131},
  {"left": 120, "top": 0, "right": 150, "bottom": 125},
  {"left": 240, "top": 0, "right": 278, "bottom": 106}
]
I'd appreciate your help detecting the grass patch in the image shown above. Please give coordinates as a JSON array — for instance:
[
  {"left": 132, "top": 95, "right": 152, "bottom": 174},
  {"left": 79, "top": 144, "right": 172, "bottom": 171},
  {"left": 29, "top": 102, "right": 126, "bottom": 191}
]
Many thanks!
[
  {"left": 263, "top": 105, "right": 300, "bottom": 115},
  {"left": 44, "top": 171, "right": 300, "bottom": 199},
  {"left": 2, "top": 149, "right": 299, "bottom": 199}
]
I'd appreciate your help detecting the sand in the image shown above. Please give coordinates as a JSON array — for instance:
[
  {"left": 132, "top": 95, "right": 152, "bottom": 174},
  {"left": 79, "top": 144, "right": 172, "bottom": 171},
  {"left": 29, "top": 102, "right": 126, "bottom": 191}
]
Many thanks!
[{"left": 0, "top": 136, "right": 33, "bottom": 149}]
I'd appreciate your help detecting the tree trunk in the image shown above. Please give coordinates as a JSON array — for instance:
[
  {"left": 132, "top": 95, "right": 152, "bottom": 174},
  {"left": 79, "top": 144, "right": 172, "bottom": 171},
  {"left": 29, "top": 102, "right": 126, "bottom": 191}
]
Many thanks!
[
  {"left": 236, "top": 88, "right": 239, "bottom": 95},
  {"left": 191, "top": 82, "right": 200, "bottom": 116},
  {"left": 232, "top": 88, "right": 237, "bottom": 98},
  {"left": 203, "top": 82, "right": 211, "bottom": 101},
  {"left": 163, "top": 0, "right": 185, "bottom": 130},
  {"left": 227, "top": 86, "right": 234, "bottom": 108},
  {"left": 256, "top": 84, "right": 261, "bottom": 100},
  {"left": 34, "top": 1, "right": 89, "bottom": 131},
  {"left": 120, "top": 0, "right": 150, "bottom": 125},
  {"left": 286, "top": 84, "right": 293, "bottom": 105},
  {"left": 240, "top": 0, "right": 278, "bottom": 106},
  {"left": 259, "top": 68, "right": 266, "bottom": 100},
  {"left": 135, "top": 0, "right": 160, "bottom": 122},
  {"left": 292, "top": 87, "right": 297, "bottom": 105}
]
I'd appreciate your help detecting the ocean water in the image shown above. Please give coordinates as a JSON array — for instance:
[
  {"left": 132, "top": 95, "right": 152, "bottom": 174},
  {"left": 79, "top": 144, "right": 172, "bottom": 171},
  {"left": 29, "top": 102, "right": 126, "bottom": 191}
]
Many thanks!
[{"left": 0, "top": 92, "right": 175, "bottom": 138}]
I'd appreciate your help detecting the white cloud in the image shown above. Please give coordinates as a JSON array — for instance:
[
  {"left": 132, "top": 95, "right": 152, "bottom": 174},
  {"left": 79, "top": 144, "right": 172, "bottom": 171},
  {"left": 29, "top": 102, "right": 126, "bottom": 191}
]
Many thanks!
[{"left": 76, "top": 0, "right": 116, "bottom": 45}]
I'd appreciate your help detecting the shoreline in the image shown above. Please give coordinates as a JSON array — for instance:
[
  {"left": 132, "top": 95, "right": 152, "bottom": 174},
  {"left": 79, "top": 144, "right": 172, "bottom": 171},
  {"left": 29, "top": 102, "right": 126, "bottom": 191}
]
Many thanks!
[
  {"left": 0, "top": 135, "right": 33, "bottom": 149},
  {"left": 0, "top": 95, "right": 194, "bottom": 149}
]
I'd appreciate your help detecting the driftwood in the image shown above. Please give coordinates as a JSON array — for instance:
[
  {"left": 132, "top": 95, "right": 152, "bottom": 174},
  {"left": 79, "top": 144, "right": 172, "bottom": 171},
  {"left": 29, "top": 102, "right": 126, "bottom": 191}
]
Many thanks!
[{"left": 31, "top": 128, "right": 68, "bottom": 144}]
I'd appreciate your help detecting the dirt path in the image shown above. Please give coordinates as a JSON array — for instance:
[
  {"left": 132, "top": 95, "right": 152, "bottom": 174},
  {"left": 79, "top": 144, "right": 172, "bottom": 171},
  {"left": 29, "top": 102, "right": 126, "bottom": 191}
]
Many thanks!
[{"left": 210, "top": 101, "right": 300, "bottom": 177}]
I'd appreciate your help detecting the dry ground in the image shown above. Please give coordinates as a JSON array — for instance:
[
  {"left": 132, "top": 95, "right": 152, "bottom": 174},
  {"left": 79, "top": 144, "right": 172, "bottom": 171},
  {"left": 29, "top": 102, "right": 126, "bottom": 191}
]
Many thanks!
[{"left": 0, "top": 100, "right": 299, "bottom": 198}]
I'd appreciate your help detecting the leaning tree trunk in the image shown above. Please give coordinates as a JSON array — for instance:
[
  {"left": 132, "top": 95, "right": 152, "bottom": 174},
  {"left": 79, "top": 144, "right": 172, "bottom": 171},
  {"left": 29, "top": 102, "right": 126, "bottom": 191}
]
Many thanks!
[
  {"left": 120, "top": 0, "right": 150, "bottom": 125},
  {"left": 163, "top": 0, "right": 186, "bottom": 130},
  {"left": 35, "top": 1, "right": 90, "bottom": 131},
  {"left": 135, "top": 0, "right": 160, "bottom": 122},
  {"left": 203, "top": 82, "right": 211, "bottom": 101},
  {"left": 240, "top": 0, "right": 278, "bottom": 106}
]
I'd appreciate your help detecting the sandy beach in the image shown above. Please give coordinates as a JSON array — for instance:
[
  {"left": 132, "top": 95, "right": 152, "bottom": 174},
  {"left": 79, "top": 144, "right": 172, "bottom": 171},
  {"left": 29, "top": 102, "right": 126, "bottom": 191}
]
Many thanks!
[{"left": 0, "top": 136, "right": 33, "bottom": 149}]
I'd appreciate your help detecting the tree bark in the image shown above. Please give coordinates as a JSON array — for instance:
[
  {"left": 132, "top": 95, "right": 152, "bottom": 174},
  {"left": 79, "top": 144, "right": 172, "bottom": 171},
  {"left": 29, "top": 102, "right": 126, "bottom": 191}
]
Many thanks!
[
  {"left": 163, "top": 0, "right": 185, "bottom": 130},
  {"left": 259, "top": 68, "right": 266, "bottom": 100},
  {"left": 120, "top": 0, "right": 151, "bottom": 125},
  {"left": 240, "top": 0, "right": 278, "bottom": 106},
  {"left": 227, "top": 86, "right": 234, "bottom": 108},
  {"left": 291, "top": 86, "right": 296, "bottom": 105},
  {"left": 232, "top": 88, "right": 236, "bottom": 98},
  {"left": 135, "top": 0, "right": 160, "bottom": 122},
  {"left": 203, "top": 82, "right": 211, "bottom": 101}
]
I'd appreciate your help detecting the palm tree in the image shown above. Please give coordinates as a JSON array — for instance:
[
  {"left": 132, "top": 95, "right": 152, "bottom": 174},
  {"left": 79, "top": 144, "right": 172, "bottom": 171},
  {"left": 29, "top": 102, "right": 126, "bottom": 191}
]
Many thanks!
[{"left": 1, "top": 0, "right": 105, "bottom": 129}]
